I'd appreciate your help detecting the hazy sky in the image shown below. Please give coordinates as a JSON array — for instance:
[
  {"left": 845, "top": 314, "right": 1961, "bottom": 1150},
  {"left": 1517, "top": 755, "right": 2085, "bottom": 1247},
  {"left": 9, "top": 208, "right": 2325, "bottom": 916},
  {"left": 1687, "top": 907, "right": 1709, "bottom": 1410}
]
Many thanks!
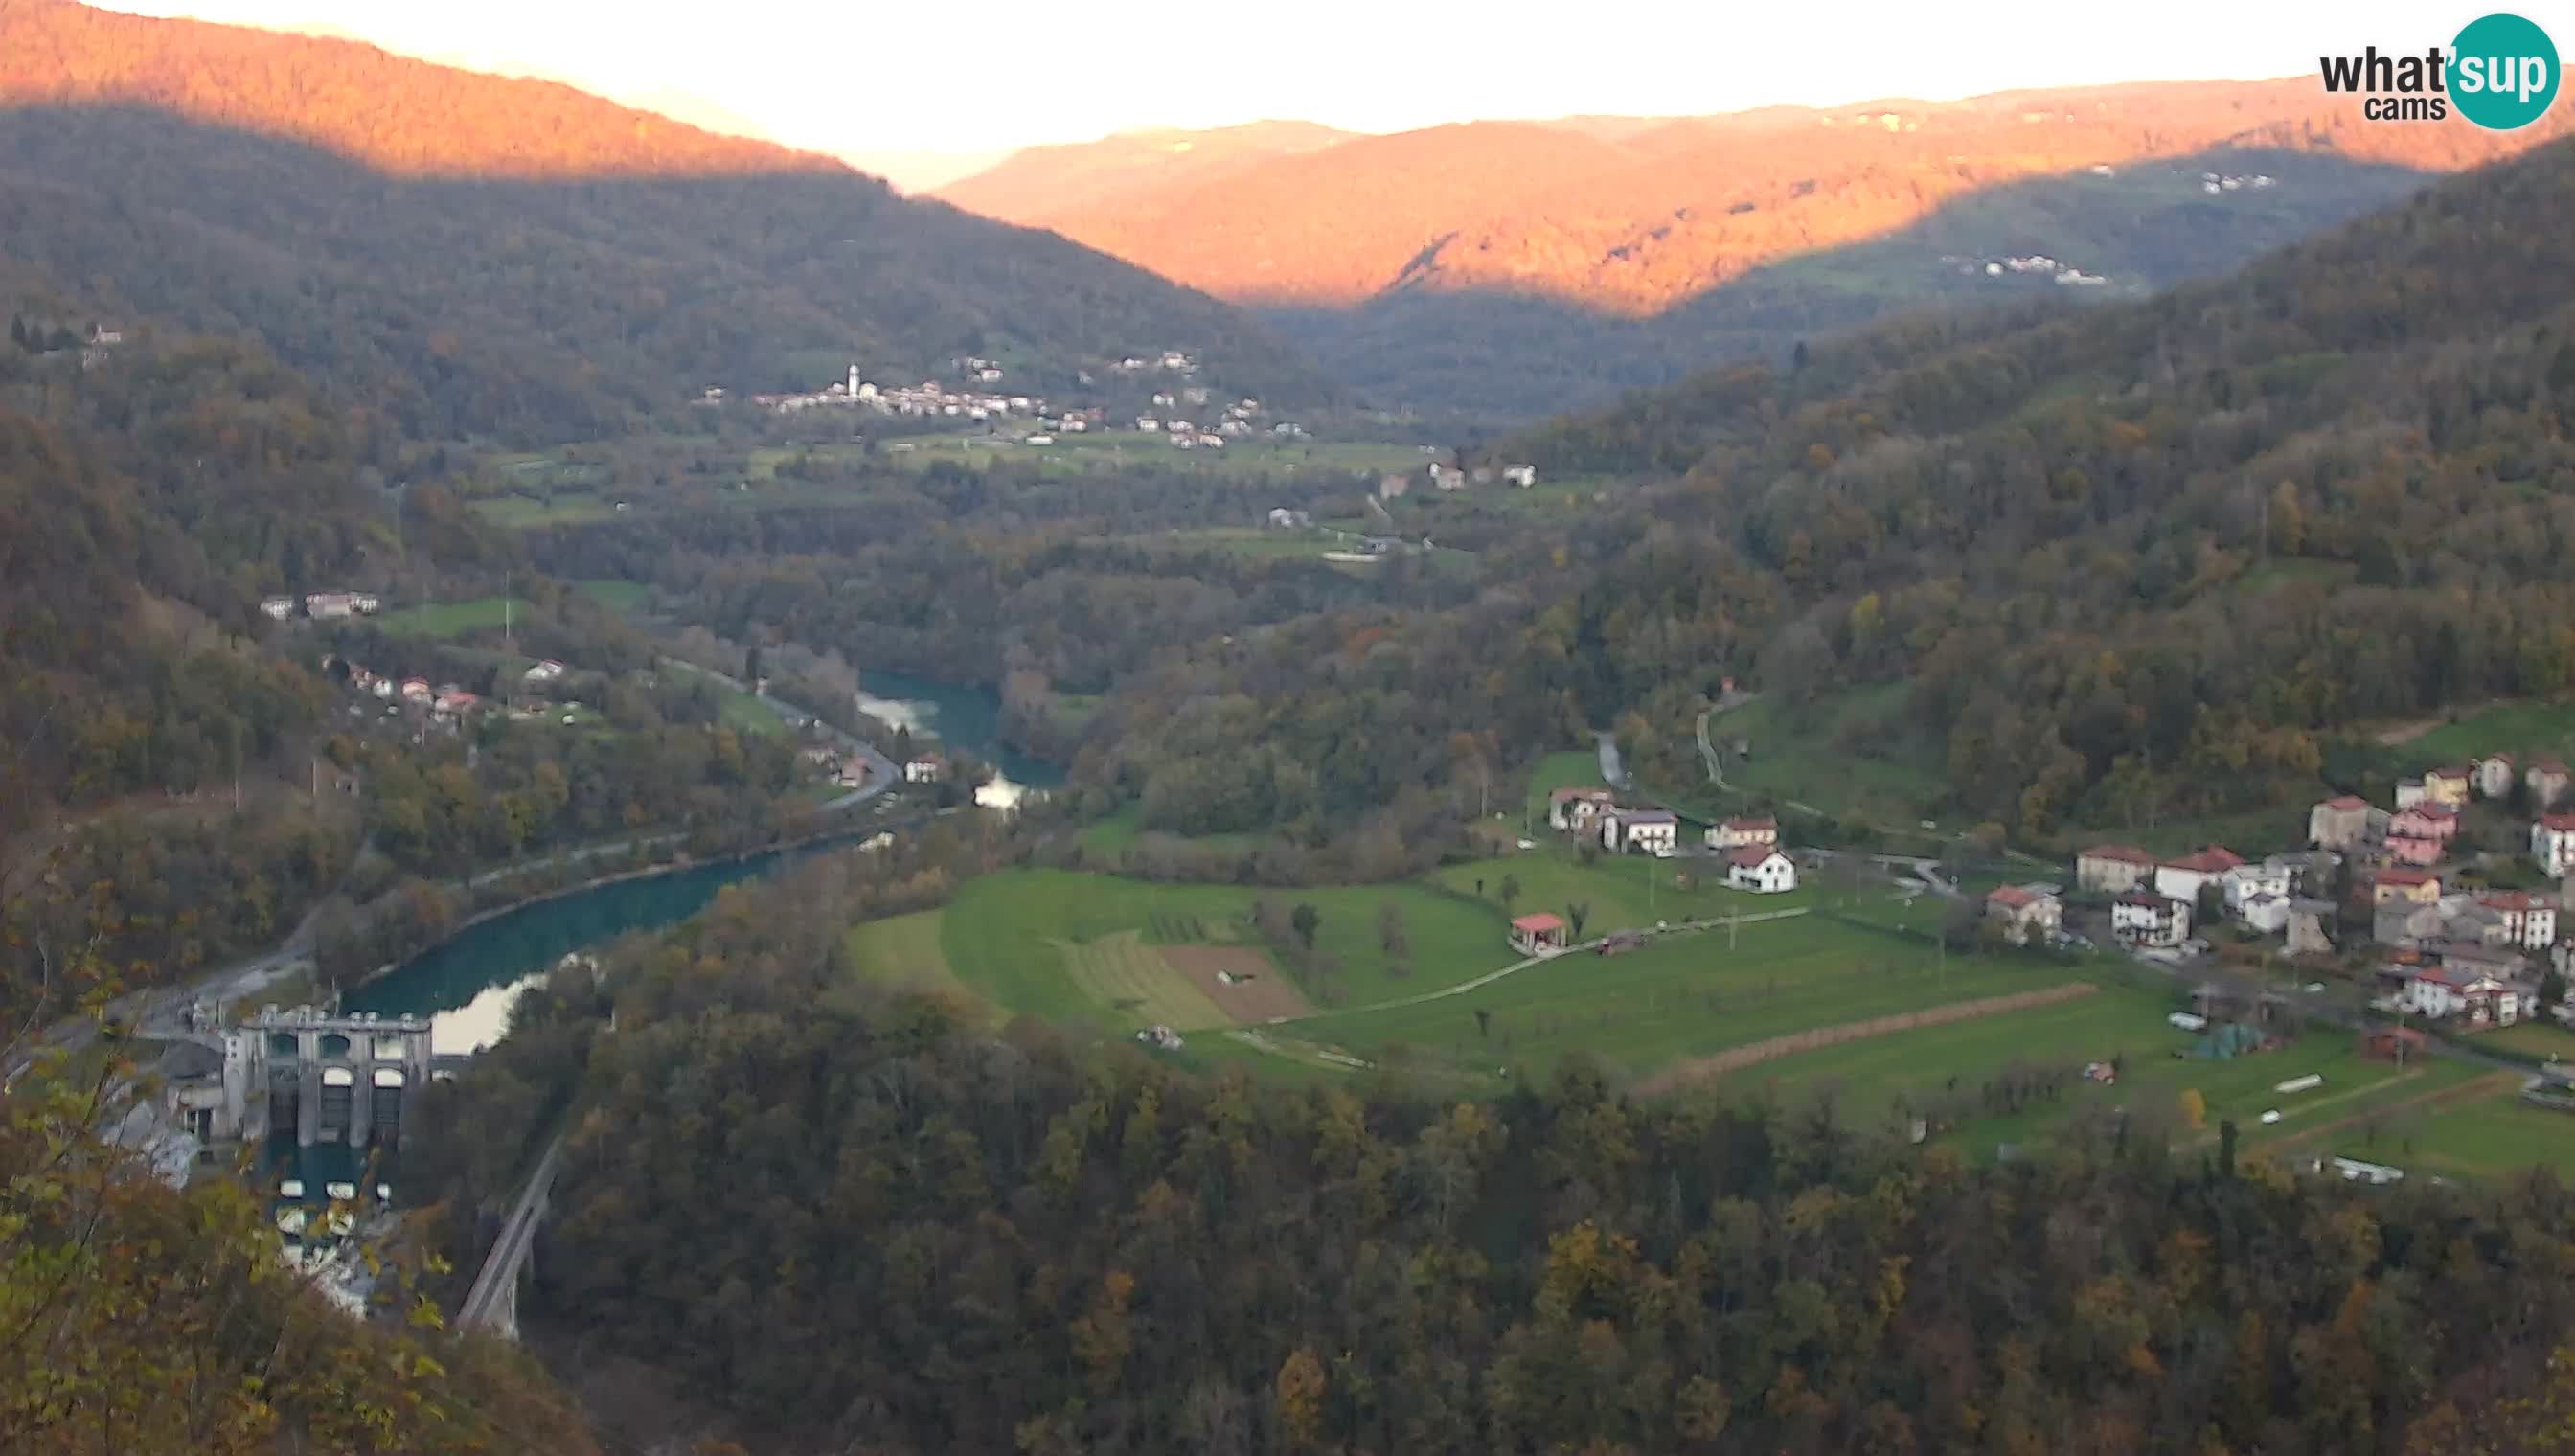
[{"left": 99, "top": 1, "right": 2530, "bottom": 156}]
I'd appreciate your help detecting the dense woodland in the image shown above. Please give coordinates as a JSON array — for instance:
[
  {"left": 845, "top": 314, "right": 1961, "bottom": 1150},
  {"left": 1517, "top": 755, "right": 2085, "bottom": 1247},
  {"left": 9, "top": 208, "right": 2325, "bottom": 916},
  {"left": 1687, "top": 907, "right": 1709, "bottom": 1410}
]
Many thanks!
[
  {"left": 17, "top": 8, "right": 2575, "bottom": 1448},
  {"left": 1037, "top": 139, "right": 2575, "bottom": 844},
  {"left": 416, "top": 857, "right": 2575, "bottom": 1456},
  {"left": 0, "top": 1, "right": 1327, "bottom": 444}
]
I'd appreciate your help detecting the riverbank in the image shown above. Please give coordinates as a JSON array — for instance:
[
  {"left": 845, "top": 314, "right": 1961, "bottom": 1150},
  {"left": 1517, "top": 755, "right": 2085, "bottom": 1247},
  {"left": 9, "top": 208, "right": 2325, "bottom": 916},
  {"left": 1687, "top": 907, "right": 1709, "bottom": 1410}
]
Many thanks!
[{"left": 344, "top": 804, "right": 932, "bottom": 1000}]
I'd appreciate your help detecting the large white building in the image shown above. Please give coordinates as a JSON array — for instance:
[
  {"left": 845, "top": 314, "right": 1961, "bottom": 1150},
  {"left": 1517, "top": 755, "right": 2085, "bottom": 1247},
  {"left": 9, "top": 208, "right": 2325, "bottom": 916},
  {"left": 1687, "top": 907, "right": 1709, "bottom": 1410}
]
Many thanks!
[{"left": 2534, "top": 814, "right": 2575, "bottom": 877}]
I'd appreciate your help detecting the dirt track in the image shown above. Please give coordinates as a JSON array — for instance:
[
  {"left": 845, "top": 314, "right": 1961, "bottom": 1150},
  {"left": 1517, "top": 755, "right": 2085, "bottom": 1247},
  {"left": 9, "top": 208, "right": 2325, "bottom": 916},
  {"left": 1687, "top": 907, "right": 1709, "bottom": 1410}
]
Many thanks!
[{"left": 1633, "top": 982, "right": 2100, "bottom": 1096}]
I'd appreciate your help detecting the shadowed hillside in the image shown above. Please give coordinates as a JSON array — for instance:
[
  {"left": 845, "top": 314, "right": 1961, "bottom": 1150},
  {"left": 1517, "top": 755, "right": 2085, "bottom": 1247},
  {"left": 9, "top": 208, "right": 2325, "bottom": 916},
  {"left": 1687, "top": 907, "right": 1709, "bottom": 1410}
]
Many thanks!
[
  {"left": 942, "top": 79, "right": 2574, "bottom": 420},
  {"left": 0, "top": 0, "right": 1331, "bottom": 441}
]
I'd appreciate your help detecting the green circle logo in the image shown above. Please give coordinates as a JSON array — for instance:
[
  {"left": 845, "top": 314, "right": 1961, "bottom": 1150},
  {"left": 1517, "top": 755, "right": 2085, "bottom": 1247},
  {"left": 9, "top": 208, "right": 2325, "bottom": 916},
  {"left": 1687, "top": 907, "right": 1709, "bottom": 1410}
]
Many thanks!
[{"left": 2452, "top": 12, "right": 2560, "bottom": 130}]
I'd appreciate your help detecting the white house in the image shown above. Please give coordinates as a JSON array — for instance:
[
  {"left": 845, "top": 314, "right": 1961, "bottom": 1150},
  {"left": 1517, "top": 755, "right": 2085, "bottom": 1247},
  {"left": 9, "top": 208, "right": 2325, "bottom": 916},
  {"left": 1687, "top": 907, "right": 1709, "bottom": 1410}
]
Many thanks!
[
  {"left": 523, "top": 659, "right": 567, "bottom": 684},
  {"left": 2237, "top": 892, "right": 2290, "bottom": 936},
  {"left": 1705, "top": 815, "right": 1779, "bottom": 852},
  {"left": 2475, "top": 754, "right": 2517, "bottom": 800},
  {"left": 305, "top": 592, "right": 356, "bottom": 620},
  {"left": 2222, "top": 860, "right": 2293, "bottom": 912},
  {"left": 1502, "top": 464, "right": 1538, "bottom": 488},
  {"left": 1603, "top": 809, "right": 1679, "bottom": 855},
  {"left": 2112, "top": 891, "right": 2191, "bottom": 948},
  {"left": 2403, "top": 967, "right": 2520, "bottom": 1027},
  {"left": 2155, "top": 847, "right": 2245, "bottom": 907},
  {"left": 2478, "top": 891, "right": 2559, "bottom": 950},
  {"left": 1548, "top": 786, "right": 1617, "bottom": 831},
  {"left": 2395, "top": 778, "right": 2428, "bottom": 809},
  {"left": 259, "top": 596, "right": 295, "bottom": 622},
  {"left": 2533, "top": 813, "right": 2575, "bottom": 877},
  {"left": 1724, "top": 847, "right": 1798, "bottom": 894},
  {"left": 904, "top": 757, "right": 946, "bottom": 785}
]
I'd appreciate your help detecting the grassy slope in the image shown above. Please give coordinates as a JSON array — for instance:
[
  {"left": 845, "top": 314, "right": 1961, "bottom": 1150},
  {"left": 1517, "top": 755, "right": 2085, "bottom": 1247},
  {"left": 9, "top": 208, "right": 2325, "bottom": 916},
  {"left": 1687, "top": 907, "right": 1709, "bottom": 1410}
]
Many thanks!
[
  {"left": 1280, "top": 915, "right": 2075, "bottom": 1083},
  {"left": 373, "top": 597, "right": 512, "bottom": 639},
  {"left": 843, "top": 910, "right": 996, "bottom": 1022},
  {"left": 937, "top": 869, "right": 1510, "bottom": 1030}
]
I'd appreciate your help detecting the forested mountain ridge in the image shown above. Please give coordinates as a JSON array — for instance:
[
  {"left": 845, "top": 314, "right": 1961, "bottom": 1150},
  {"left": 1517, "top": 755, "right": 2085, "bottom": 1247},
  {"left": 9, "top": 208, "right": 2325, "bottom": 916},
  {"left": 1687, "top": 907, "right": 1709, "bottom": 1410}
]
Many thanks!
[
  {"left": 938, "top": 119, "right": 1356, "bottom": 228},
  {"left": 940, "top": 80, "right": 2573, "bottom": 419},
  {"left": 1523, "top": 133, "right": 2575, "bottom": 827},
  {"left": 0, "top": 0, "right": 1330, "bottom": 442},
  {"left": 1081, "top": 137, "right": 2575, "bottom": 842}
]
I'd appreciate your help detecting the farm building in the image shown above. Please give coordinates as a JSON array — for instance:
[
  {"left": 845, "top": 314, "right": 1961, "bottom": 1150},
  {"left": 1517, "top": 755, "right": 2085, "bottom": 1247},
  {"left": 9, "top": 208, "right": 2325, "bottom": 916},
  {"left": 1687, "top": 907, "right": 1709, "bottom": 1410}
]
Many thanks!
[
  {"left": 2074, "top": 844, "right": 2156, "bottom": 894},
  {"left": 2112, "top": 891, "right": 2190, "bottom": 948},
  {"left": 1602, "top": 810, "right": 1679, "bottom": 855},
  {"left": 1510, "top": 913, "right": 1570, "bottom": 956},
  {"left": 1984, "top": 885, "right": 2061, "bottom": 945},
  {"left": 1723, "top": 847, "right": 1797, "bottom": 894}
]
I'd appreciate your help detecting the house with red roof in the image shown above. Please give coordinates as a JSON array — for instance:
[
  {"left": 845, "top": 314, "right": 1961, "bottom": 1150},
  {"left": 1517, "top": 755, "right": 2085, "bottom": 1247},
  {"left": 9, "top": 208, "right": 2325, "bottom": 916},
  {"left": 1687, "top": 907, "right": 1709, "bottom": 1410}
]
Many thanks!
[
  {"left": 1723, "top": 846, "right": 1797, "bottom": 894},
  {"left": 2479, "top": 890, "right": 2559, "bottom": 950},
  {"left": 2401, "top": 966, "right": 2520, "bottom": 1027},
  {"left": 2534, "top": 812, "right": 2575, "bottom": 877},
  {"left": 2388, "top": 803, "right": 2459, "bottom": 844},
  {"left": 2371, "top": 866, "right": 2442, "bottom": 905},
  {"left": 2155, "top": 847, "right": 2245, "bottom": 906},
  {"left": 2075, "top": 844, "right": 2157, "bottom": 894},
  {"left": 1547, "top": 786, "right": 1617, "bottom": 832},
  {"left": 2307, "top": 796, "right": 2372, "bottom": 851},
  {"left": 2383, "top": 833, "right": 2444, "bottom": 868},
  {"left": 1984, "top": 884, "right": 2062, "bottom": 945},
  {"left": 1509, "top": 913, "right": 1569, "bottom": 956}
]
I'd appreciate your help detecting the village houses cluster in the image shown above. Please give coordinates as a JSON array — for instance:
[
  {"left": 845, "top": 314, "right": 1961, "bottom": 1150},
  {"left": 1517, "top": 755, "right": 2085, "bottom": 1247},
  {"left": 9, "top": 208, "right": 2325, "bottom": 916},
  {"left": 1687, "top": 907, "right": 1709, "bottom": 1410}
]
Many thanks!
[
  {"left": 1983, "top": 751, "right": 2575, "bottom": 1035},
  {"left": 260, "top": 589, "right": 380, "bottom": 623},
  {"left": 717, "top": 356, "right": 1307, "bottom": 452},
  {"left": 1503, "top": 788, "right": 1802, "bottom": 956},
  {"left": 1378, "top": 460, "right": 1538, "bottom": 500}
]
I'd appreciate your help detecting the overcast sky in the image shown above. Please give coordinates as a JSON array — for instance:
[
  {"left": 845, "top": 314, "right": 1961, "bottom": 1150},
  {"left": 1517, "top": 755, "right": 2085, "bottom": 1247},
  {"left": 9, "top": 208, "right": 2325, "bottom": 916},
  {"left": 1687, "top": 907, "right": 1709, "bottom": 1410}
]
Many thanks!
[{"left": 98, "top": 1, "right": 2533, "bottom": 156}]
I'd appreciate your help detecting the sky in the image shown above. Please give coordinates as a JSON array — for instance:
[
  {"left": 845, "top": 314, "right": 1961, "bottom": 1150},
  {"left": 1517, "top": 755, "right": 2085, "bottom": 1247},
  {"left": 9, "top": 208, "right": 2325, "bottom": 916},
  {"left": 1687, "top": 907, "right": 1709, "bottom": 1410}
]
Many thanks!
[{"left": 98, "top": 0, "right": 2553, "bottom": 161}]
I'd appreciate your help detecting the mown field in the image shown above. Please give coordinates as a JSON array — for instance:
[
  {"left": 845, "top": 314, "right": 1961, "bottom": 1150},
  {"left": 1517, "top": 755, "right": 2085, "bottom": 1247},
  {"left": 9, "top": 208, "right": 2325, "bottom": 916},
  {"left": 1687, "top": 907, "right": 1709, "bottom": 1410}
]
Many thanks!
[
  {"left": 372, "top": 597, "right": 513, "bottom": 639},
  {"left": 886, "top": 433, "right": 1427, "bottom": 481},
  {"left": 824, "top": 746, "right": 2575, "bottom": 1180},
  {"left": 843, "top": 910, "right": 995, "bottom": 1022},
  {"left": 1270, "top": 912, "right": 2084, "bottom": 1086},
  {"left": 2400, "top": 1079, "right": 2575, "bottom": 1179},
  {"left": 933, "top": 869, "right": 1510, "bottom": 1033}
]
